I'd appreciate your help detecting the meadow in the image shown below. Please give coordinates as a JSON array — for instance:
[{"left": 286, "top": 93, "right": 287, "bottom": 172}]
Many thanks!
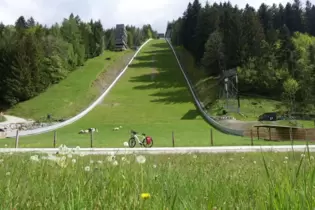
[
  {"left": 0, "top": 145, "right": 314, "bottom": 209},
  {"left": 6, "top": 50, "right": 134, "bottom": 120}
]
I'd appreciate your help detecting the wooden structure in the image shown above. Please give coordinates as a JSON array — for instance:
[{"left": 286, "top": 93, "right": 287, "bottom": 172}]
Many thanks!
[
  {"left": 243, "top": 124, "right": 315, "bottom": 141},
  {"left": 115, "top": 24, "right": 128, "bottom": 51}
]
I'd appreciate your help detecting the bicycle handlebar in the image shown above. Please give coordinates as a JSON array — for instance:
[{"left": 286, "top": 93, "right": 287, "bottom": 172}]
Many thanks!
[{"left": 131, "top": 130, "right": 146, "bottom": 136}]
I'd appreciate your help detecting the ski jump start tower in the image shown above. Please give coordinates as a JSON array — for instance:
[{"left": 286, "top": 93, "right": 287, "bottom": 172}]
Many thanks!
[{"left": 219, "top": 68, "right": 241, "bottom": 113}]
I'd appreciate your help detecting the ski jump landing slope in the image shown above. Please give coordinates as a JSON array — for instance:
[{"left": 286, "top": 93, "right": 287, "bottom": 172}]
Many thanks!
[{"left": 6, "top": 39, "right": 152, "bottom": 138}]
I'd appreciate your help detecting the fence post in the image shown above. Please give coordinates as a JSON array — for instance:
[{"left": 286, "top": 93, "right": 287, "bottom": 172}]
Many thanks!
[
  {"left": 15, "top": 130, "right": 19, "bottom": 148},
  {"left": 53, "top": 131, "right": 57, "bottom": 148},
  {"left": 90, "top": 131, "right": 93, "bottom": 148},
  {"left": 172, "top": 131, "right": 175, "bottom": 147},
  {"left": 250, "top": 129, "right": 253, "bottom": 146},
  {"left": 289, "top": 127, "right": 293, "bottom": 146},
  {"left": 210, "top": 128, "right": 213, "bottom": 146}
]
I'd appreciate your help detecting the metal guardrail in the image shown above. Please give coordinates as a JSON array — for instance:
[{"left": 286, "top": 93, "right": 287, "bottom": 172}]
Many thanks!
[
  {"left": 6, "top": 39, "right": 152, "bottom": 138},
  {"left": 165, "top": 38, "right": 244, "bottom": 136},
  {"left": 0, "top": 145, "right": 313, "bottom": 154}
]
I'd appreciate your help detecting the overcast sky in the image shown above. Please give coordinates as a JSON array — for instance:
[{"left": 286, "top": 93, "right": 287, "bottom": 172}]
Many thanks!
[{"left": 0, "top": 0, "right": 292, "bottom": 33}]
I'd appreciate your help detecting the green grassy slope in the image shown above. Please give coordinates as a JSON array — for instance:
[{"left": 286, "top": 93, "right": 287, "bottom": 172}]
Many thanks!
[
  {"left": 1, "top": 40, "right": 311, "bottom": 147},
  {"left": 0, "top": 40, "right": 243, "bottom": 147},
  {"left": 6, "top": 50, "right": 133, "bottom": 120}
]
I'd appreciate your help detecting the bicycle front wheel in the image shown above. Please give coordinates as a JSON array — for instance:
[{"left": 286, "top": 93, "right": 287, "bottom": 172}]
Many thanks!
[{"left": 128, "top": 137, "right": 136, "bottom": 148}]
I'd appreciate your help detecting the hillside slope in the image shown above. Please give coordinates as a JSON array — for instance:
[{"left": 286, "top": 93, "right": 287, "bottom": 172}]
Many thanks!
[{"left": 1, "top": 39, "right": 246, "bottom": 147}]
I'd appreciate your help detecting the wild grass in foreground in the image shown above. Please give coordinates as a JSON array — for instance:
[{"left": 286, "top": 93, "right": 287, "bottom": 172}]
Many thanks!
[{"left": 1, "top": 145, "right": 315, "bottom": 209}]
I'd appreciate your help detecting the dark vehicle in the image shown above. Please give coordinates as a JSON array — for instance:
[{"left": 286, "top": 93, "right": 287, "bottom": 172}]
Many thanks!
[{"left": 258, "top": 112, "right": 277, "bottom": 121}]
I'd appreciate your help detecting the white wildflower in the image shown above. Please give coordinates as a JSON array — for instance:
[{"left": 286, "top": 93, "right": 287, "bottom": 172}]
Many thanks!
[
  {"left": 106, "top": 155, "right": 115, "bottom": 162},
  {"left": 153, "top": 164, "right": 157, "bottom": 169},
  {"left": 80, "top": 153, "right": 85, "bottom": 157},
  {"left": 301, "top": 154, "right": 306, "bottom": 158},
  {"left": 112, "top": 160, "right": 118, "bottom": 166},
  {"left": 84, "top": 166, "right": 91, "bottom": 172},
  {"left": 253, "top": 161, "right": 256, "bottom": 164},
  {"left": 30, "top": 155, "right": 39, "bottom": 162},
  {"left": 67, "top": 154, "right": 73, "bottom": 158},
  {"left": 121, "top": 157, "right": 127, "bottom": 162},
  {"left": 97, "top": 160, "right": 103, "bottom": 164},
  {"left": 136, "top": 155, "right": 146, "bottom": 164},
  {"left": 4, "top": 144, "right": 7, "bottom": 147},
  {"left": 193, "top": 155, "right": 197, "bottom": 159},
  {"left": 57, "top": 158, "right": 67, "bottom": 168},
  {"left": 72, "top": 159, "right": 76, "bottom": 164},
  {"left": 123, "top": 142, "right": 129, "bottom": 147},
  {"left": 284, "top": 156, "right": 289, "bottom": 160}
]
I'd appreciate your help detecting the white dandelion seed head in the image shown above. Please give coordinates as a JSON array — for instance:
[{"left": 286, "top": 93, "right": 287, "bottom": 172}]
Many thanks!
[
  {"left": 72, "top": 159, "right": 76, "bottom": 164},
  {"left": 136, "top": 155, "right": 146, "bottom": 164},
  {"left": 112, "top": 160, "right": 118, "bottom": 166},
  {"left": 84, "top": 166, "right": 91, "bottom": 172},
  {"left": 30, "top": 155, "right": 40, "bottom": 162}
]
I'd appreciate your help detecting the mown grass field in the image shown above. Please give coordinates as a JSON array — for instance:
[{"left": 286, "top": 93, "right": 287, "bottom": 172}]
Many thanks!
[
  {"left": 6, "top": 50, "right": 134, "bottom": 120},
  {"left": 0, "top": 40, "right": 313, "bottom": 148},
  {"left": 0, "top": 147, "right": 314, "bottom": 209}
]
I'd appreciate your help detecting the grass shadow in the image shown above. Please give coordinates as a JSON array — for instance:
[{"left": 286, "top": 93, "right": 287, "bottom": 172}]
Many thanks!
[{"left": 181, "top": 109, "right": 200, "bottom": 120}]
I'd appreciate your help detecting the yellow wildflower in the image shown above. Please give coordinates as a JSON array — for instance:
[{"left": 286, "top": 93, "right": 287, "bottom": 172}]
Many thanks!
[{"left": 141, "top": 193, "right": 151, "bottom": 200}]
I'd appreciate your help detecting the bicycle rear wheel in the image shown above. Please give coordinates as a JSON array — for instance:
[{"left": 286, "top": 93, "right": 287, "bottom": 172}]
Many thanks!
[
  {"left": 143, "top": 137, "right": 153, "bottom": 148},
  {"left": 128, "top": 137, "right": 136, "bottom": 148}
]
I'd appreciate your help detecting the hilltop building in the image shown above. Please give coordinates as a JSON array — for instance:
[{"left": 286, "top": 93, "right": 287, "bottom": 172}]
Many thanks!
[{"left": 115, "top": 24, "right": 128, "bottom": 51}]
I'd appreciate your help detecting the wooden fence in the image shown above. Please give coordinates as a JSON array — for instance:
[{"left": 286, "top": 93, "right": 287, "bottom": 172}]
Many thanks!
[{"left": 243, "top": 125, "right": 315, "bottom": 141}]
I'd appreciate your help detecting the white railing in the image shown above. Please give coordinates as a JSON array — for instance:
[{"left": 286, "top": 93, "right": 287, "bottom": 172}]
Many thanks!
[{"left": 0, "top": 145, "right": 313, "bottom": 154}]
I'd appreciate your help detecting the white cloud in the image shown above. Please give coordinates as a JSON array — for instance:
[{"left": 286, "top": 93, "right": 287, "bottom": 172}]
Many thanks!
[{"left": 0, "top": 0, "right": 290, "bottom": 33}]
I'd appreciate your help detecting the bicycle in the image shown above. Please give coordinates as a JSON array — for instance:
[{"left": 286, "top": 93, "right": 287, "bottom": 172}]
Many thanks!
[{"left": 128, "top": 130, "right": 153, "bottom": 148}]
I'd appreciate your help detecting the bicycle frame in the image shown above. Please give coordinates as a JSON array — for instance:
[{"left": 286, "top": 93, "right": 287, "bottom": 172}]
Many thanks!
[{"left": 132, "top": 133, "right": 145, "bottom": 144}]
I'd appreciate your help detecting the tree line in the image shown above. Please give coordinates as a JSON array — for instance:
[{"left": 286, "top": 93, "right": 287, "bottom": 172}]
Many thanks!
[
  {"left": 0, "top": 14, "right": 157, "bottom": 108},
  {"left": 166, "top": 0, "right": 315, "bottom": 112}
]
